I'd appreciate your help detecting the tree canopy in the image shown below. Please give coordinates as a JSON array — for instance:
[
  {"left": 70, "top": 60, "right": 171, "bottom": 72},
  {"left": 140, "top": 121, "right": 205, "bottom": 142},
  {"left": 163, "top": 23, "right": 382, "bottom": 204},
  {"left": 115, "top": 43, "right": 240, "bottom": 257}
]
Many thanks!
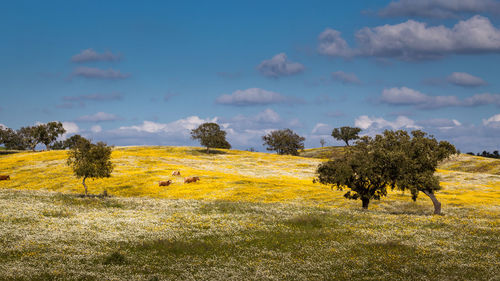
[
  {"left": 262, "top": 129, "right": 305, "bottom": 156},
  {"left": 37, "top": 122, "right": 66, "bottom": 150},
  {"left": 317, "top": 129, "right": 456, "bottom": 214},
  {"left": 331, "top": 126, "right": 361, "bottom": 146},
  {"left": 316, "top": 136, "right": 388, "bottom": 209},
  {"left": 18, "top": 126, "right": 39, "bottom": 151},
  {"left": 373, "top": 130, "right": 456, "bottom": 214},
  {"left": 67, "top": 138, "right": 113, "bottom": 196},
  {"left": 191, "top": 122, "right": 231, "bottom": 153},
  {"left": 0, "top": 126, "right": 27, "bottom": 150}
]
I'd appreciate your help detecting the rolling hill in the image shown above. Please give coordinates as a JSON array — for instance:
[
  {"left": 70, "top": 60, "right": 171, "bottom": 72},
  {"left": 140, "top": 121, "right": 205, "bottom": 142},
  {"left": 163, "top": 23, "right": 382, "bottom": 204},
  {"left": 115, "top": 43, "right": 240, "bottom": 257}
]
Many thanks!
[{"left": 0, "top": 146, "right": 498, "bottom": 280}]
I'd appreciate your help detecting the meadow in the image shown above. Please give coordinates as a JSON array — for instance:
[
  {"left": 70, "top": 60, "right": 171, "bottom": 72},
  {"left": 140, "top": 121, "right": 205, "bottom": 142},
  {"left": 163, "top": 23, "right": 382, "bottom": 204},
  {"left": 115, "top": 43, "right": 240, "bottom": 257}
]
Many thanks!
[{"left": 0, "top": 146, "right": 498, "bottom": 280}]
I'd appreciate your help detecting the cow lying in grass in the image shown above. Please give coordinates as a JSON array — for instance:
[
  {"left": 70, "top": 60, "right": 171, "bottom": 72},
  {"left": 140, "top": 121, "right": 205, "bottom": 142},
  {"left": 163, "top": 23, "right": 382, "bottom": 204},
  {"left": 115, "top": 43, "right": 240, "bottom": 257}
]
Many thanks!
[
  {"left": 159, "top": 180, "right": 172, "bottom": 186},
  {"left": 184, "top": 177, "right": 200, "bottom": 183},
  {"left": 171, "top": 170, "right": 181, "bottom": 176},
  {"left": 0, "top": 175, "right": 10, "bottom": 180}
]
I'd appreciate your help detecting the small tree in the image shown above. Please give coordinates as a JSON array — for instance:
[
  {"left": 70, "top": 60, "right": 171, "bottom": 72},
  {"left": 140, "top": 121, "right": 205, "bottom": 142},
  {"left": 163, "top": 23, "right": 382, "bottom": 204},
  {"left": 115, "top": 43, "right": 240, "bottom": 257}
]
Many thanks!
[
  {"left": 262, "top": 129, "right": 305, "bottom": 156},
  {"left": 316, "top": 136, "right": 388, "bottom": 209},
  {"left": 67, "top": 138, "right": 113, "bottom": 196},
  {"left": 190, "top": 122, "right": 231, "bottom": 153},
  {"left": 37, "top": 122, "right": 66, "bottom": 150},
  {"left": 320, "top": 138, "right": 326, "bottom": 147},
  {"left": 331, "top": 126, "right": 361, "bottom": 146}
]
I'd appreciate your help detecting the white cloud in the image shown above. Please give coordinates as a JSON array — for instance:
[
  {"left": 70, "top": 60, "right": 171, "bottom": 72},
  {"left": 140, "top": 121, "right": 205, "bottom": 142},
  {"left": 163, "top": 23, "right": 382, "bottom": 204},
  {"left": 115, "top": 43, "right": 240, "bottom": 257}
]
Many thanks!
[
  {"left": 381, "top": 87, "right": 430, "bottom": 105},
  {"left": 216, "top": 88, "right": 300, "bottom": 106},
  {"left": 71, "top": 48, "right": 121, "bottom": 63},
  {"left": 379, "top": 87, "right": 500, "bottom": 109},
  {"left": 120, "top": 116, "right": 217, "bottom": 134},
  {"left": 463, "top": 93, "right": 500, "bottom": 106},
  {"left": 257, "top": 53, "right": 305, "bottom": 78},
  {"left": 379, "top": 0, "right": 500, "bottom": 19},
  {"left": 311, "top": 123, "right": 332, "bottom": 135},
  {"left": 72, "top": 67, "right": 130, "bottom": 79},
  {"left": 255, "top": 108, "right": 281, "bottom": 123},
  {"left": 332, "top": 71, "right": 361, "bottom": 84},
  {"left": 62, "top": 122, "right": 79, "bottom": 134},
  {"left": 90, "top": 125, "right": 102, "bottom": 133},
  {"left": 63, "top": 93, "right": 123, "bottom": 102},
  {"left": 76, "top": 112, "right": 120, "bottom": 123},
  {"left": 417, "top": 118, "right": 462, "bottom": 130},
  {"left": 319, "top": 16, "right": 500, "bottom": 61},
  {"left": 355, "top": 115, "right": 422, "bottom": 130},
  {"left": 317, "top": 28, "right": 353, "bottom": 57},
  {"left": 483, "top": 114, "right": 500, "bottom": 128},
  {"left": 447, "top": 72, "right": 487, "bottom": 87}
]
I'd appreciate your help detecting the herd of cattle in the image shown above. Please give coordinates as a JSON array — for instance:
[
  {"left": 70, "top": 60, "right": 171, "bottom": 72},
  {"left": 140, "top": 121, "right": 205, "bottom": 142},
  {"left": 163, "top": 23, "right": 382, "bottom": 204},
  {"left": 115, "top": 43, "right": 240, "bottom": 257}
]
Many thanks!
[
  {"left": 158, "top": 170, "right": 200, "bottom": 187},
  {"left": 0, "top": 170, "right": 200, "bottom": 187}
]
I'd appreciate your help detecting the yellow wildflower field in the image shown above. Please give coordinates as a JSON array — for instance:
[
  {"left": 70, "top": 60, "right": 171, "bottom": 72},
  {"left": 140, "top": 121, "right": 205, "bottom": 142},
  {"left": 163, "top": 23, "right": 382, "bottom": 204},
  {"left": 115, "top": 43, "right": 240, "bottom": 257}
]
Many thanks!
[{"left": 0, "top": 146, "right": 499, "bottom": 211}]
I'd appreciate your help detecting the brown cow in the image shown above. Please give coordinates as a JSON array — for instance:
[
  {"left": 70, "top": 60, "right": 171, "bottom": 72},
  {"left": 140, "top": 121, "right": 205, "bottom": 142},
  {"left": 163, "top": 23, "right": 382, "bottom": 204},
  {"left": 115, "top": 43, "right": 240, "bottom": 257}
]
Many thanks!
[
  {"left": 184, "top": 176, "right": 200, "bottom": 183},
  {"left": 0, "top": 175, "right": 10, "bottom": 180},
  {"left": 159, "top": 180, "right": 172, "bottom": 187},
  {"left": 171, "top": 170, "right": 181, "bottom": 176}
]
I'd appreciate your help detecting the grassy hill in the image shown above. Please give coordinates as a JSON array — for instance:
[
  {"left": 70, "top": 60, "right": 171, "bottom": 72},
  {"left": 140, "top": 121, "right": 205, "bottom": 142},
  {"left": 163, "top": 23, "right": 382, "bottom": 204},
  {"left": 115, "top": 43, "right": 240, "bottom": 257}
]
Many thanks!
[{"left": 0, "top": 146, "right": 498, "bottom": 280}]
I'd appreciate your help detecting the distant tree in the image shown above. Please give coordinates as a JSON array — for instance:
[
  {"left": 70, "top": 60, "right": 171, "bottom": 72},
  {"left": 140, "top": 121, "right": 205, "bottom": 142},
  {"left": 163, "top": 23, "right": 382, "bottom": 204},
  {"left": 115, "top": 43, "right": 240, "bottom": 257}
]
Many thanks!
[
  {"left": 316, "top": 136, "right": 388, "bottom": 209},
  {"left": 190, "top": 123, "right": 231, "bottom": 153},
  {"left": 67, "top": 139, "right": 113, "bottom": 196},
  {"left": 0, "top": 126, "right": 23, "bottom": 150},
  {"left": 262, "top": 129, "right": 305, "bottom": 156},
  {"left": 331, "top": 126, "right": 361, "bottom": 146},
  {"left": 37, "top": 122, "right": 66, "bottom": 150},
  {"left": 63, "top": 134, "right": 88, "bottom": 149},
  {"left": 320, "top": 138, "right": 326, "bottom": 147},
  {"left": 474, "top": 150, "right": 500, "bottom": 159},
  {"left": 18, "top": 126, "right": 39, "bottom": 151}
]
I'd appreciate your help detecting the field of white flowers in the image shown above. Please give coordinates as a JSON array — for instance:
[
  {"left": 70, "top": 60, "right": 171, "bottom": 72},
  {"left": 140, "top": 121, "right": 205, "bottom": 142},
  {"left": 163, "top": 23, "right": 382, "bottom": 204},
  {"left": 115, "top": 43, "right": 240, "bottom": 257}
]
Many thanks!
[{"left": 0, "top": 147, "right": 498, "bottom": 280}]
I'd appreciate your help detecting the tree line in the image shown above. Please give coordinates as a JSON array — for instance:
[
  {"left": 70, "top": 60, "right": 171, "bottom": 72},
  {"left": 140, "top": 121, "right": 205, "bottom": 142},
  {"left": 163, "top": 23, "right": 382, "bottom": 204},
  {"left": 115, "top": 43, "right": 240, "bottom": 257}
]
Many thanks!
[
  {"left": 0, "top": 122, "right": 66, "bottom": 151},
  {"left": 467, "top": 150, "right": 499, "bottom": 159}
]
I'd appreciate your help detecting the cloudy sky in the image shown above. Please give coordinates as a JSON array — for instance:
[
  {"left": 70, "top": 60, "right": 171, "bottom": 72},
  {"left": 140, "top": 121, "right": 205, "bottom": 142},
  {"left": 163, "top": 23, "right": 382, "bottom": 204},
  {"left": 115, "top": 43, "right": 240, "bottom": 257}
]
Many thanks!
[{"left": 1, "top": 0, "right": 500, "bottom": 152}]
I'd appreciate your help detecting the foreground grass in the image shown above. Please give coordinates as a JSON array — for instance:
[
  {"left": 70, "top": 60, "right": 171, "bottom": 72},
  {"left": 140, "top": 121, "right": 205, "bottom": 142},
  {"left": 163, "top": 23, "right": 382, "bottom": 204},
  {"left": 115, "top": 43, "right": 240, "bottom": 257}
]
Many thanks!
[{"left": 0, "top": 189, "right": 498, "bottom": 281}]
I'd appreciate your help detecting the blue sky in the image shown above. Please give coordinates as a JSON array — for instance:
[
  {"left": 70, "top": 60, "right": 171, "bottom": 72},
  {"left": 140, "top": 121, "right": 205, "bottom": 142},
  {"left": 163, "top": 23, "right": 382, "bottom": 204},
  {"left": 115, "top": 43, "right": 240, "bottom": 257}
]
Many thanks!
[{"left": 1, "top": 0, "right": 500, "bottom": 152}]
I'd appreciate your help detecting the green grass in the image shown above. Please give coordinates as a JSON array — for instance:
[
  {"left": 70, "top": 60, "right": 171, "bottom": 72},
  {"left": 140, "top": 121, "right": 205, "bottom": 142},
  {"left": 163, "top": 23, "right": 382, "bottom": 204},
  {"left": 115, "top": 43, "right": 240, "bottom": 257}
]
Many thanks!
[{"left": 0, "top": 189, "right": 498, "bottom": 281}]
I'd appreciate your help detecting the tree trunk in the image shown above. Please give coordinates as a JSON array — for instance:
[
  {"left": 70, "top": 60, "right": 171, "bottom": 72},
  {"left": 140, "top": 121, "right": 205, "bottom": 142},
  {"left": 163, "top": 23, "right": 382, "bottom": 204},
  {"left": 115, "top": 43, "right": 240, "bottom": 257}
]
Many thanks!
[
  {"left": 206, "top": 146, "right": 210, "bottom": 153},
  {"left": 361, "top": 198, "right": 370, "bottom": 209},
  {"left": 45, "top": 143, "right": 50, "bottom": 151},
  {"left": 423, "top": 190, "right": 441, "bottom": 215},
  {"left": 345, "top": 140, "right": 350, "bottom": 147},
  {"left": 82, "top": 176, "right": 88, "bottom": 196}
]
